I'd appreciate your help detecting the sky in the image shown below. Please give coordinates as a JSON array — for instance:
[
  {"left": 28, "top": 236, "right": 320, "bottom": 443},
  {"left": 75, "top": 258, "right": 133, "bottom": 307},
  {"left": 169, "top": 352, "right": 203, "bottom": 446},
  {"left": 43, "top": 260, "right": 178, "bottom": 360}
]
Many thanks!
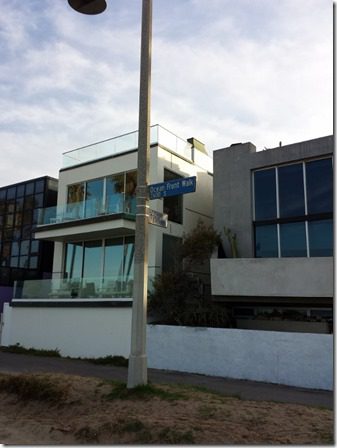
[{"left": 0, "top": 0, "right": 333, "bottom": 186}]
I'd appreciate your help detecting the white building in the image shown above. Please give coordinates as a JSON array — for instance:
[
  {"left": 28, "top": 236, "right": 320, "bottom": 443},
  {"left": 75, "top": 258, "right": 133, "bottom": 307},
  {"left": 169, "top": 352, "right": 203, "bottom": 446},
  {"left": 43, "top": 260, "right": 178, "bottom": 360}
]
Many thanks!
[{"left": 1, "top": 125, "right": 213, "bottom": 357}]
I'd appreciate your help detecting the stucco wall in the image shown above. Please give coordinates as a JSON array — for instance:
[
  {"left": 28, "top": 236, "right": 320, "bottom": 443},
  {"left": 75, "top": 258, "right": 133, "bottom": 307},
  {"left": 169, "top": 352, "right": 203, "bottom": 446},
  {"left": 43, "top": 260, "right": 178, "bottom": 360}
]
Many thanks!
[
  {"left": 1, "top": 303, "right": 132, "bottom": 358},
  {"left": 147, "top": 325, "right": 333, "bottom": 390},
  {"left": 211, "top": 257, "right": 333, "bottom": 297}
]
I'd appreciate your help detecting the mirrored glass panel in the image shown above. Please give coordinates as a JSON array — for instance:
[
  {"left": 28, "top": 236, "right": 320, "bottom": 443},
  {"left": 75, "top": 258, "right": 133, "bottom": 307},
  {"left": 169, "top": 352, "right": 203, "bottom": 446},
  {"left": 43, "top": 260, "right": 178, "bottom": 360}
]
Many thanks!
[
  {"left": 104, "top": 238, "right": 124, "bottom": 279},
  {"left": 254, "top": 169, "right": 277, "bottom": 220},
  {"left": 308, "top": 219, "right": 333, "bottom": 256},
  {"left": 278, "top": 164, "right": 305, "bottom": 218},
  {"left": 106, "top": 174, "right": 124, "bottom": 213},
  {"left": 125, "top": 171, "right": 137, "bottom": 214},
  {"left": 83, "top": 240, "right": 103, "bottom": 280},
  {"left": 255, "top": 224, "right": 278, "bottom": 258},
  {"left": 306, "top": 158, "right": 333, "bottom": 214},
  {"left": 85, "top": 179, "right": 104, "bottom": 218},
  {"left": 280, "top": 222, "right": 307, "bottom": 257},
  {"left": 64, "top": 242, "right": 83, "bottom": 279},
  {"left": 123, "top": 236, "right": 135, "bottom": 282}
]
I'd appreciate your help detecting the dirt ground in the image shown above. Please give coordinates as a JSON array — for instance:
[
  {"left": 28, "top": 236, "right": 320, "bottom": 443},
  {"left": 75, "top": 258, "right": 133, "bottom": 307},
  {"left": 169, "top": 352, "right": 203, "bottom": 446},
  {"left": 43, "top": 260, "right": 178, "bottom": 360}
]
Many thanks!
[{"left": 0, "top": 372, "right": 333, "bottom": 445}]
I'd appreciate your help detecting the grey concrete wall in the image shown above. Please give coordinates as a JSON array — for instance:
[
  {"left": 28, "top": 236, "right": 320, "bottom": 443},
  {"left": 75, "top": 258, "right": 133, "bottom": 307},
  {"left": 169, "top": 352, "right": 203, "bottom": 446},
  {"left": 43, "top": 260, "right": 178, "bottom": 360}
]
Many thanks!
[
  {"left": 147, "top": 325, "right": 333, "bottom": 390},
  {"left": 213, "top": 135, "right": 333, "bottom": 257},
  {"left": 211, "top": 257, "right": 333, "bottom": 297}
]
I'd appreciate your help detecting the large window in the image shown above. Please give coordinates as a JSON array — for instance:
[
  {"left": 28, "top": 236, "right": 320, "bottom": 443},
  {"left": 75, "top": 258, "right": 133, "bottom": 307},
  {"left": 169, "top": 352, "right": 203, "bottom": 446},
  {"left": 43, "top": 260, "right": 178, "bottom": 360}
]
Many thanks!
[
  {"left": 64, "top": 236, "right": 135, "bottom": 284},
  {"left": 253, "top": 158, "right": 333, "bottom": 257},
  {"left": 67, "top": 170, "right": 137, "bottom": 218}
]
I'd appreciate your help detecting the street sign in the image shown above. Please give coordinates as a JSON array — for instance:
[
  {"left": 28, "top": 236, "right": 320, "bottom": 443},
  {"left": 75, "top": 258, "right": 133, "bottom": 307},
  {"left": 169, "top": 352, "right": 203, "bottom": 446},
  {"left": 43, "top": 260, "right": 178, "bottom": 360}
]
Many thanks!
[
  {"left": 148, "top": 209, "right": 168, "bottom": 228},
  {"left": 148, "top": 176, "right": 196, "bottom": 200}
]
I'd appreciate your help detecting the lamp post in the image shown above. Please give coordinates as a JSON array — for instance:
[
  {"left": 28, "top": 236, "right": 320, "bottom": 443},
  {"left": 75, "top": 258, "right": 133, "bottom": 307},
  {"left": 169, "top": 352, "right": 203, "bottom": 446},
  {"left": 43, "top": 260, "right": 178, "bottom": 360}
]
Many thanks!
[{"left": 67, "top": 0, "right": 152, "bottom": 388}]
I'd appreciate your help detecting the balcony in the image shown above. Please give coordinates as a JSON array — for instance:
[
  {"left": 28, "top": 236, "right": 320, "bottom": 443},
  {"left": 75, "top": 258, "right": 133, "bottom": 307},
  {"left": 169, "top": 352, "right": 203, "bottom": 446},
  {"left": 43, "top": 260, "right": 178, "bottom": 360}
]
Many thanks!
[
  {"left": 62, "top": 124, "right": 194, "bottom": 168},
  {"left": 12, "top": 276, "right": 133, "bottom": 302},
  {"left": 35, "top": 197, "right": 136, "bottom": 242}
]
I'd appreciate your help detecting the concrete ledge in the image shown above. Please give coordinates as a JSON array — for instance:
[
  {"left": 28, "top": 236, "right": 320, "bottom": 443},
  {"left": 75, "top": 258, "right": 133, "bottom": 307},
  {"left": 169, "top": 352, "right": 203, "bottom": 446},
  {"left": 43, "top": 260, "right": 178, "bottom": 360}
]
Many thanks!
[{"left": 211, "top": 257, "right": 333, "bottom": 297}]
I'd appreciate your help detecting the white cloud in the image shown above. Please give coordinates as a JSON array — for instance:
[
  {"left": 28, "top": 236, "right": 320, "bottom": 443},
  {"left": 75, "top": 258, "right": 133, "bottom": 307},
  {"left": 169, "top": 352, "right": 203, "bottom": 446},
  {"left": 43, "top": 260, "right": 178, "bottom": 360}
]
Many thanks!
[{"left": 0, "top": 0, "right": 332, "bottom": 186}]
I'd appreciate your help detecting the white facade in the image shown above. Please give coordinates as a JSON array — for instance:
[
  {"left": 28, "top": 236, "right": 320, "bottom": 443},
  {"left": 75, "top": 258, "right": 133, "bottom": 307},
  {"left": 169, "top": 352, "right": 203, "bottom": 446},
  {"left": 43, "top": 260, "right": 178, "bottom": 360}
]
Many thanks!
[{"left": 3, "top": 125, "right": 213, "bottom": 354}]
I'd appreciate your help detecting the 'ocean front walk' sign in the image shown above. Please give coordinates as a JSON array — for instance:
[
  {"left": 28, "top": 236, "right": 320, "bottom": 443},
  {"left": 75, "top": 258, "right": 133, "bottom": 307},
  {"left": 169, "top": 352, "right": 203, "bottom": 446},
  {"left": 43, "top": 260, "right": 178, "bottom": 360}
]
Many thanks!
[{"left": 148, "top": 176, "right": 196, "bottom": 200}]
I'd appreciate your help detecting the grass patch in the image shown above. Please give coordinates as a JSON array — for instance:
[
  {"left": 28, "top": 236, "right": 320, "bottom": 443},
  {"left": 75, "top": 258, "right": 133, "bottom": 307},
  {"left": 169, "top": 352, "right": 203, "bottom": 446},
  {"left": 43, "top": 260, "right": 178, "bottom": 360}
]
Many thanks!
[
  {"left": 157, "top": 427, "right": 195, "bottom": 444},
  {"left": 0, "top": 374, "right": 68, "bottom": 403},
  {"left": 105, "top": 381, "right": 186, "bottom": 401},
  {"left": 0, "top": 344, "right": 60, "bottom": 358},
  {"left": 86, "top": 355, "right": 128, "bottom": 367}
]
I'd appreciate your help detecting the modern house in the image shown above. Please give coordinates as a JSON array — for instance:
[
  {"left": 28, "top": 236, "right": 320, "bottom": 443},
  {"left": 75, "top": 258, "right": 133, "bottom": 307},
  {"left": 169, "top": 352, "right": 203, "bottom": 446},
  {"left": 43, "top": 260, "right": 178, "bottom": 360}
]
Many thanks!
[
  {"left": 0, "top": 176, "right": 58, "bottom": 313},
  {"left": 211, "top": 135, "right": 333, "bottom": 332},
  {"left": 1, "top": 125, "right": 213, "bottom": 356}
]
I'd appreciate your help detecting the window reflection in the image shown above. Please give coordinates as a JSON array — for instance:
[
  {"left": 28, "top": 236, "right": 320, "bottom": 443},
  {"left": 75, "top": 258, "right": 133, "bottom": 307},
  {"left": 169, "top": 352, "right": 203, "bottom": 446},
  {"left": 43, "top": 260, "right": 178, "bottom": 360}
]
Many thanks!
[
  {"left": 255, "top": 225, "right": 278, "bottom": 258},
  {"left": 106, "top": 174, "right": 124, "bottom": 213},
  {"left": 280, "top": 222, "right": 307, "bottom": 257},
  {"left": 308, "top": 220, "right": 333, "bottom": 256},
  {"left": 254, "top": 169, "right": 277, "bottom": 220},
  {"left": 306, "top": 159, "right": 333, "bottom": 214},
  {"left": 85, "top": 179, "right": 104, "bottom": 218},
  {"left": 125, "top": 171, "right": 137, "bottom": 214},
  {"left": 278, "top": 164, "right": 305, "bottom": 218}
]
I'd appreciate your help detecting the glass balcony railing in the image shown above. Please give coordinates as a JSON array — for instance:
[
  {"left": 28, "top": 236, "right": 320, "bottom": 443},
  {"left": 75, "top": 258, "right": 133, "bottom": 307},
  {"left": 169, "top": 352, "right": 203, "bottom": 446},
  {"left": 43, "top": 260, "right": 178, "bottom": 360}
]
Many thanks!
[
  {"left": 13, "top": 276, "right": 133, "bottom": 300},
  {"left": 62, "top": 124, "right": 194, "bottom": 168},
  {"left": 37, "top": 196, "right": 136, "bottom": 226}
]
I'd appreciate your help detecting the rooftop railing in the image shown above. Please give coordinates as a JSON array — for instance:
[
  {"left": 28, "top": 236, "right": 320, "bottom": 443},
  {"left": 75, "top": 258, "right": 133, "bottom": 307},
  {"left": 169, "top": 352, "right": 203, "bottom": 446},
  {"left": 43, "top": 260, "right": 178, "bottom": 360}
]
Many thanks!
[
  {"left": 62, "top": 124, "right": 194, "bottom": 168},
  {"left": 13, "top": 276, "right": 133, "bottom": 300}
]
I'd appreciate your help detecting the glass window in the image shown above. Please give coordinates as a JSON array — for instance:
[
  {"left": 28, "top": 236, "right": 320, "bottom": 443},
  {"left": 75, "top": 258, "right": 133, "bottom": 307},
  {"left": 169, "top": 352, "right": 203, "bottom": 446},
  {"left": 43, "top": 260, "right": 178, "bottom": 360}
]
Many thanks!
[
  {"left": 22, "top": 225, "right": 32, "bottom": 239},
  {"left": 35, "top": 180, "right": 45, "bottom": 193},
  {"left": 30, "top": 240, "right": 40, "bottom": 254},
  {"left": 163, "top": 170, "right": 183, "bottom": 224},
  {"left": 255, "top": 224, "right": 278, "bottom": 258},
  {"left": 64, "top": 242, "right": 83, "bottom": 279},
  {"left": 16, "top": 185, "right": 25, "bottom": 197},
  {"left": 34, "top": 193, "right": 44, "bottom": 208},
  {"left": 10, "top": 256, "right": 18, "bottom": 268},
  {"left": 5, "top": 214, "right": 14, "bottom": 228},
  {"left": 280, "top": 222, "right": 307, "bottom": 257},
  {"left": 306, "top": 158, "right": 333, "bottom": 215},
  {"left": 20, "top": 240, "right": 30, "bottom": 256},
  {"left": 254, "top": 169, "right": 277, "bottom": 220},
  {"left": 23, "top": 209, "right": 33, "bottom": 225},
  {"left": 24, "top": 195, "right": 35, "bottom": 210},
  {"left": 11, "top": 241, "right": 20, "bottom": 256},
  {"left": 7, "top": 187, "right": 16, "bottom": 200},
  {"left": 29, "top": 256, "right": 38, "bottom": 269},
  {"left": 106, "top": 174, "right": 124, "bottom": 214},
  {"left": 15, "top": 212, "right": 23, "bottom": 227},
  {"left": 3, "top": 228, "right": 13, "bottom": 241},
  {"left": 67, "top": 183, "right": 85, "bottom": 204},
  {"left": 2, "top": 242, "right": 11, "bottom": 266},
  {"left": 125, "top": 171, "right": 137, "bottom": 214},
  {"left": 16, "top": 197, "right": 24, "bottom": 211},
  {"left": 25, "top": 183, "right": 34, "bottom": 195},
  {"left": 308, "top": 219, "right": 333, "bottom": 256},
  {"left": 6, "top": 200, "right": 15, "bottom": 214},
  {"left": 85, "top": 179, "right": 104, "bottom": 218},
  {"left": 13, "top": 227, "right": 21, "bottom": 241},
  {"left": 104, "top": 238, "right": 124, "bottom": 280},
  {"left": 19, "top": 256, "right": 29, "bottom": 268},
  {"left": 278, "top": 164, "right": 305, "bottom": 218},
  {"left": 123, "top": 236, "right": 135, "bottom": 282},
  {"left": 82, "top": 240, "right": 103, "bottom": 278}
]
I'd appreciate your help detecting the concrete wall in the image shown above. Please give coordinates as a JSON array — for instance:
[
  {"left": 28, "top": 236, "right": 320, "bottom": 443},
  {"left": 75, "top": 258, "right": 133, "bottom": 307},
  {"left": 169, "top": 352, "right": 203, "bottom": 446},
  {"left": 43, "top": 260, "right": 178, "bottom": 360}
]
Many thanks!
[
  {"left": 211, "top": 257, "right": 333, "bottom": 297},
  {"left": 213, "top": 135, "right": 333, "bottom": 257},
  {"left": 1, "top": 303, "right": 132, "bottom": 358},
  {"left": 147, "top": 325, "right": 333, "bottom": 390}
]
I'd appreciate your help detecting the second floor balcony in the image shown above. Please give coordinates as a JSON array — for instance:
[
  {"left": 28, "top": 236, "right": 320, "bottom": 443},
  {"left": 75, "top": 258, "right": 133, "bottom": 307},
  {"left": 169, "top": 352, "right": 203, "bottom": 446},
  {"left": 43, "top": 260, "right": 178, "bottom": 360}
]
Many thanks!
[{"left": 35, "top": 196, "right": 136, "bottom": 242}]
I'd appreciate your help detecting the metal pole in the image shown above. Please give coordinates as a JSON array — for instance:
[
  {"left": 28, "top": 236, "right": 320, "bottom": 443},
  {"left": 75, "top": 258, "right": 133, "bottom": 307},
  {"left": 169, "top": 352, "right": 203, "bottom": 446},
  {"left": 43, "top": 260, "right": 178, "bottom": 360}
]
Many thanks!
[{"left": 127, "top": 0, "right": 152, "bottom": 388}]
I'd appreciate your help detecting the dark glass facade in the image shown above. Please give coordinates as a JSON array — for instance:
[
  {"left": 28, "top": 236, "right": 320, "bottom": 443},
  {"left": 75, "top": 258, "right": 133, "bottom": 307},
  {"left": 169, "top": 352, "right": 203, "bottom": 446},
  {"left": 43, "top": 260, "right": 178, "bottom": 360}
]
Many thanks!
[
  {"left": 0, "top": 177, "right": 58, "bottom": 303},
  {"left": 253, "top": 157, "right": 333, "bottom": 258}
]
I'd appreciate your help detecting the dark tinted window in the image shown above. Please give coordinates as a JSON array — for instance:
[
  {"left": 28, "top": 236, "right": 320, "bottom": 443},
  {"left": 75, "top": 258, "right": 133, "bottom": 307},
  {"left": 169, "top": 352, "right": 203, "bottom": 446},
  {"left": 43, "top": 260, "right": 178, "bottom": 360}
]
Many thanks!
[
  {"left": 306, "top": 158, "right": 333, "bottom": 214},
  {"left": 25, "top": 183, "right": 34, "bottom": 195},
  {"left": 255, "top": 224, "right": 278, "bottom": 258},
  {"left": 7, "top": 187, "right": 16, "bottom": 199},
  {"left": 280, "top": 222, "right": 307, "bottom": 257},
  {"left": 308, "top": 219, "right": 333, "bottom": 256},
  {"left": 278, "top": 164, "right": 305, "bottom": 218},
  {"left": 163, "top": 170, "right": 183, "bottom": 224},
  {"left": 254, "top": 169, "right": 277, "bottom": 221},
  {"left": 162, "top": 234, "right": 182, "bottom": 272}
]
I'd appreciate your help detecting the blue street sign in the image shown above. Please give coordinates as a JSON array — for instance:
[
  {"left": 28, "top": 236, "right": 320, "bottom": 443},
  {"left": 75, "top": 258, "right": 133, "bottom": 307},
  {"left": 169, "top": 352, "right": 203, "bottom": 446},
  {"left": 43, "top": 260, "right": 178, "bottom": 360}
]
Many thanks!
[{"left": 148, "top": 176, "right": 196, "bottom": 200}]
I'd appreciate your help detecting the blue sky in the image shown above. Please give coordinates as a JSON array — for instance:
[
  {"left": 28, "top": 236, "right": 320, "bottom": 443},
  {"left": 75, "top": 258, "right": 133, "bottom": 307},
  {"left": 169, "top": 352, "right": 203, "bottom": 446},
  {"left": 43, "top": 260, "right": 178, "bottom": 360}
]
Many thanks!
[{"left": 0, "top": 0, "right": 332, "bottom": 186}]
